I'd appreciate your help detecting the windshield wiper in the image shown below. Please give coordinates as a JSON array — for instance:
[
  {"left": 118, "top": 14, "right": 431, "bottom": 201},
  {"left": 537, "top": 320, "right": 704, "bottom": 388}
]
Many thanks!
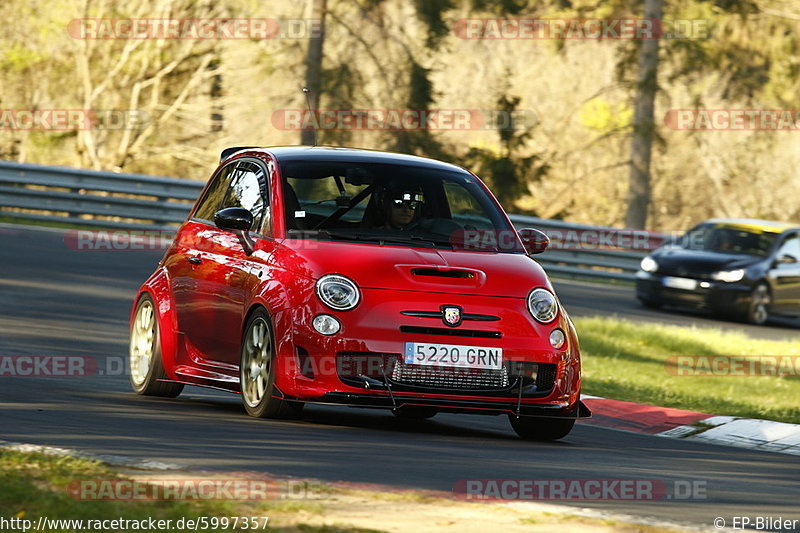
[
  {"left": 288, "top": 229, "right": 379, "bottom": 241},
  {"left": 289, "top": 229, "right": 450, "bottom": 248}
]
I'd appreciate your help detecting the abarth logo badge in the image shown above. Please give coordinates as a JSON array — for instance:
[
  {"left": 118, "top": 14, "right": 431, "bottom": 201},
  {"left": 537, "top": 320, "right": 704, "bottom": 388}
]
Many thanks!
[{"left": 441, "top": 305, "right": 462, "bottom": 327}]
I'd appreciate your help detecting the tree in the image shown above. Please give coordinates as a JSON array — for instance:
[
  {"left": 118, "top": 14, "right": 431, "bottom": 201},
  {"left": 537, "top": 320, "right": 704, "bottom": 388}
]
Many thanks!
[
  {"left": 624, "top": 0, "right": 663, "bottom": 229},
  {"left": 301, "top": 0, "right": 327, "bottom": 146},
  {"left": 465, "top": 94, "right": 548, "bottom": 208}
]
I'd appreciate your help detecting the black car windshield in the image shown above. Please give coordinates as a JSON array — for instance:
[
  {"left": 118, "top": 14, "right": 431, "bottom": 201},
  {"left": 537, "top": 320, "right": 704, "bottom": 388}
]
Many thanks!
[
  {"left": 680, "top": 223, "right": 779, "bottom": 257},
  {"left": 279, "top": 160, "right": 522, "bottom": 252}
]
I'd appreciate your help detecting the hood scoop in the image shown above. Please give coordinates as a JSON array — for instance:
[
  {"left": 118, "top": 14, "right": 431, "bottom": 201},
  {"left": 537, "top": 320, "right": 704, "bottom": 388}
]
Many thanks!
[
  {"left": 396, "top": 264, "right": 487, "bottom": 290},
  {"left": 411, "top": 268, "right": 475, "bottom": 279}
]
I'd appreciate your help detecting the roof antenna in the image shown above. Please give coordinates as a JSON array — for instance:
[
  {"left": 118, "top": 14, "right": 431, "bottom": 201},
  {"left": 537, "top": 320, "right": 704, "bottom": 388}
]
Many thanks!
[{"left": 302, "top": 87, "right": 318, "bottom": 147}]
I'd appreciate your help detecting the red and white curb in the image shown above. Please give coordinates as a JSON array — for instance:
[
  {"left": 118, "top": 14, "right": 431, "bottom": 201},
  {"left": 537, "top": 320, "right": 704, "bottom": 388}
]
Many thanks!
[{"left": 581, "top": 395, "right": 800, "bottom": 456}]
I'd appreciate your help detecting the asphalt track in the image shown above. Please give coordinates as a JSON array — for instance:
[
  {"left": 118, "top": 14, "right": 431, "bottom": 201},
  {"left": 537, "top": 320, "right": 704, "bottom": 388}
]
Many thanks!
[{"left": 1, "top": 225, "right": 799, "bottom": 531}]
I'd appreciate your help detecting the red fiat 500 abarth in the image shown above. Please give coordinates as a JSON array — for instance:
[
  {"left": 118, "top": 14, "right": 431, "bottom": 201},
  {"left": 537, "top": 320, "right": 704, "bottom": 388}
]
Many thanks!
[{"left": 129, "top": 146, "right": 589, "bottom": 440}]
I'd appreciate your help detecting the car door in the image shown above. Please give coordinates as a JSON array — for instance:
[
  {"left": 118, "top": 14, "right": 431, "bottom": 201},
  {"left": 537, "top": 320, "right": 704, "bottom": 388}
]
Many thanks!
[
  {"left": 768, "top": 232, "right": 800, "bottom": 313},
  {"left": 168, "top": 159, "right": 270, "bottom": 364}
]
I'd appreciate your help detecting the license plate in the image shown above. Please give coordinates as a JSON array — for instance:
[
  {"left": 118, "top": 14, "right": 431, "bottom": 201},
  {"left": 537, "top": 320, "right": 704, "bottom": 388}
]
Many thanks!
[
  {"left": 662, "top": 276, "right": 698, "bottom": 290},
  {"left": 404, "top": 342, "right": 503, "bottom": 370}
]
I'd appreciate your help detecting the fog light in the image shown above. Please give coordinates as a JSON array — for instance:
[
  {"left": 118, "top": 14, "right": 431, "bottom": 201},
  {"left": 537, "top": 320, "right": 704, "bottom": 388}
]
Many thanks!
[
  {"left": 313, "top": 314, "right": 341, "bottom": 335},
  {"left": 549, "top": 328, "right": 566, "bottom": 349}
]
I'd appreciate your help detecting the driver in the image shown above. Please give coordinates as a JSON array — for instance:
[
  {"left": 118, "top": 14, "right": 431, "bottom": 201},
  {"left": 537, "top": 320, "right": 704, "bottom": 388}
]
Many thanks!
[{"left": 378, "top": 186, "right": 425, "bottom": 230}]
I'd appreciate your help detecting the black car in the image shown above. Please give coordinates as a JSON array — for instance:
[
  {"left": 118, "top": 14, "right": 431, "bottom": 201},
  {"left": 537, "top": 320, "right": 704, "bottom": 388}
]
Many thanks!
[{"left": 636, "top": 218, "right": 800, "bottom": 325}]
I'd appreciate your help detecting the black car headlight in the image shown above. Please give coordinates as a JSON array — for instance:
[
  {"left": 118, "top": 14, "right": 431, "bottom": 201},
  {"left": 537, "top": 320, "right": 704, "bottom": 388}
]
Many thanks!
[
  {"left": 527, "top": 288, "right": 558, "bottom": 323},
  {"left": 316, "top": 274, "right": 360, "bottom": 310}
]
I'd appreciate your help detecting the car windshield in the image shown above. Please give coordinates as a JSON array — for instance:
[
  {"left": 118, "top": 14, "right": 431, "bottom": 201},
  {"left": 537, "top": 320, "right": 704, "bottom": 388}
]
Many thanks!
[
  {"left": 679, "top": 223, "right": 779, "bottom": 257},
  {"left": 279, "top": 160, "right": 521, "bottom": 252}
]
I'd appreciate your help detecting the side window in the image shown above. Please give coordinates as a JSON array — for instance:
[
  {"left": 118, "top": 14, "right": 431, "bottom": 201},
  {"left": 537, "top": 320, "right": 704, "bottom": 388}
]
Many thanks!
[
  {"left": 194, "top": 164, "right": 236, "bottom": 222},
  {"left": 776, "top": 235, "right": 800, "bottom": 261},
  {"left": 226, "top": 161, "right": 268, "bottom": 234},
  {"left": 194, "top": 161, "right": 269, "bottom": 233},
  {"left": 443, "top": 181, "right": 494, "bottom": 229}
]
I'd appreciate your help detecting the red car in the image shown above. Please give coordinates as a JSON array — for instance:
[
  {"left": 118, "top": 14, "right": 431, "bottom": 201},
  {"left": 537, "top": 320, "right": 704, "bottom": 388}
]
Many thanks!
[{"left": 129, "top": 146, "right": 589, "bottom": 440}]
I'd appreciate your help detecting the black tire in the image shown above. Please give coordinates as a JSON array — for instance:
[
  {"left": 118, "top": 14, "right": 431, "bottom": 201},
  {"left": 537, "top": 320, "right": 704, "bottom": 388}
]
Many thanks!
[
  {"left": 745, "top": 283, "right": 771, "bottom": 325},
  {"left": 240, "top": 309, "right": 303, "bottom": 419},
  {"left": 129, "top": 294, "right": 184, "bottom": 398},
  {"left": 508, "top": 415, "right": 575, "bottom": 441},
  {"left": 393, "top": 406, "right": 438, "bottom": 420},
  {"left": 637, "top": 296, "right": 662, "bottom": 309}
]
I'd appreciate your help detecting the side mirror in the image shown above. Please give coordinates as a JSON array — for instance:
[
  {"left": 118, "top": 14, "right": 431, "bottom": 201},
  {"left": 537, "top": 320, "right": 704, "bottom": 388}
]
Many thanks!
[
  {"left": 518, "top": 228, "right": 549, "bottom": 255},
  {"left": 776, "top": 254, "right": 798, "bottom": 265},
  {"left": 214, "top": 207, "right": 254, "bottom": 231},
  {"left": 214, "top": 207, "right": 255, "bottom": 255}
]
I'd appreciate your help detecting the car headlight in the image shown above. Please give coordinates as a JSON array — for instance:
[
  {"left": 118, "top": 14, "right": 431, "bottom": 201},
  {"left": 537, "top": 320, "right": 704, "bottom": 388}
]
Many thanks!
[
  {"left": 527, "top": 288, "right": 558, "bottom": 323},
  {"left": 640, "top": 256, "right": 658, "bottom": 273},
  {"left": 315, "top": 274, "right": 360, "bottom": 310},
  {"left": 711, "top": 269, "right": 745, "bottom": 283}
]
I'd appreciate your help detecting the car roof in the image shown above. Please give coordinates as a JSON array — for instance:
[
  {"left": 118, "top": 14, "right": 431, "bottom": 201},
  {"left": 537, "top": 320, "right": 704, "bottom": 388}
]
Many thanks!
[
  {"left": 223, "top": 145, "right": 469, "bottom": 173},
  {"left": 700, "top": 218, "right": 800, "bottom": 234}
]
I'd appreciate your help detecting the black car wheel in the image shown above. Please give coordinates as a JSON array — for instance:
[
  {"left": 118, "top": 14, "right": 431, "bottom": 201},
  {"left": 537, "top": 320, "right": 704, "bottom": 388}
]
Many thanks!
[
  {"left": 745, "top": 283, "right": 771, "bottom": 325},
  {"left": 637, "top": 296, "right": 662, "bottom": 309}
]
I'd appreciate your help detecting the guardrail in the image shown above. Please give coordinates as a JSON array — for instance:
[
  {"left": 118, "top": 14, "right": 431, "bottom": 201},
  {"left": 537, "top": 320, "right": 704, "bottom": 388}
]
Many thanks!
[
  {"left": 0, "top": 161, "right": 662, "bottom": 281},
  {"left": 508, "top": 215, "right": 664, "bottom": 282},
  {"left": 0, "top": 161, "right": 203, "bottom": 230}
]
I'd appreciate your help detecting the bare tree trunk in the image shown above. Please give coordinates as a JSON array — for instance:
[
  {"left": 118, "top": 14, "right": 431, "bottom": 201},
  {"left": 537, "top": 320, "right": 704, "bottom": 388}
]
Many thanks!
[
  {"left": 625, "top": 0, "right": 663, "bottom": 229},
  {"left": 301, "top": 0, "right": 327, "bottom": 146}
]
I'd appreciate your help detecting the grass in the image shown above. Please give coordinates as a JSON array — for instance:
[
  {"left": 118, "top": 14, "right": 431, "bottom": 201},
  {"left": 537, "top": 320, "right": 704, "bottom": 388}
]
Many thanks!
[
  {"left": 575, "top": 317, "right": 800, "bottom": 423},
  {"left": 2, "top": 450, "right": 697, "bottom": 533},
  {"left": 0, "top": 450, "right": 374, "bottom": 533},
  {"left": 0, "top": 451, "right": 238, "bottom": 533}
]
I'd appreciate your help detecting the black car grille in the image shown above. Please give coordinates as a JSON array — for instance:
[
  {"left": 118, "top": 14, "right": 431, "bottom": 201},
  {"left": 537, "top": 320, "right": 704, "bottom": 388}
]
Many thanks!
[
  {"left": 336, "top": 352, "right": 398, "bottom": 379},
  {"left": 656, "top": 266, "right": 711, "bottom": 280},
  {"left": 391, "top": 363, "right": 510, "bottom": 390},
  {"left": 334, "top": 351, "right": 559, "bottom": 395},
  {"left": 534, "top": 363, "right": 558, "bottom": 391},
  {"left": 399, "top": 325, "right": 502, "bottom": 339}
]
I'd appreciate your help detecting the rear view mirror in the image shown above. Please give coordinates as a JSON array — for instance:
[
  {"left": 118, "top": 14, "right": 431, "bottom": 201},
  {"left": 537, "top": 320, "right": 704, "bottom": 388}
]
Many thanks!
[{"left": 518, "top": 228, "right": 549, "bottom": 255}]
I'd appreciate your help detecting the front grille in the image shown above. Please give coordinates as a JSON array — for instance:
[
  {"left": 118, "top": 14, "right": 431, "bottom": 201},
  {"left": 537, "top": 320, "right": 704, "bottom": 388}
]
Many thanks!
[
  {"left": 535, "top": 363, "right": 557, "bottom": 391},
  {"left": 657, "top": 267, "right": 710, "bottom": 280},
  {"left": 400, "top": 310, "right": 500, "bottom": 322},
  {"left": 337, "top": 352, "right": 398, "bottom": 378},
  {"left": 399, "top": 325, "right": 502, "bottom": 339},
  {"left": 335, "top": 351, "right": 558, "bottom": 395},
  {"left": 391, "top": 363, "right": 510, "bottom": 390}
]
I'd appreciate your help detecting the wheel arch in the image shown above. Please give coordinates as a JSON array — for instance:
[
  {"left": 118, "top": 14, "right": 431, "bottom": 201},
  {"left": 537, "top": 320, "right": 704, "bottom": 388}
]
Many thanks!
[
  {"left": 243, "top": 293, "right": 298, "bottom": 397},
  {"left": 132, "top": 267, "right": 180, "bottom": 379}
]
